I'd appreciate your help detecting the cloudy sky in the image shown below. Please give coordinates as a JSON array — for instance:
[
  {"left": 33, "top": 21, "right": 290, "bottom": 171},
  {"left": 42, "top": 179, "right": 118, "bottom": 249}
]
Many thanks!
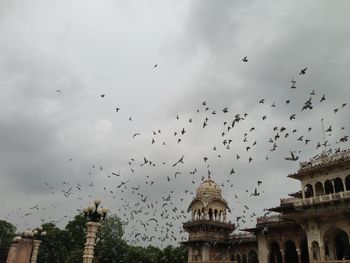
[{"left": 0, "top": 0, "right": 349, "bottom": 246}]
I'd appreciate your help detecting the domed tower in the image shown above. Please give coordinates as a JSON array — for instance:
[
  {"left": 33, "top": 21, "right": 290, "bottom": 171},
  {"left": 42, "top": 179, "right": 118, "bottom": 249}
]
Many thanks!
[{"left": 183, "top": 177, "right": 235, "bottom": 262}]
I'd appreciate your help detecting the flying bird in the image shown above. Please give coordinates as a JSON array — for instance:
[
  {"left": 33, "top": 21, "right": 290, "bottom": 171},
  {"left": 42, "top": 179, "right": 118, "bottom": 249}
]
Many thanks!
[
  {"left": 299, "top": 67, "right": 307, "bottom": 75},
  {"left": 172, "top": 155, "right": 184, "bottom": 167},
  {"left": 284, "top": 151, "right": 298, "bottom": 161}
]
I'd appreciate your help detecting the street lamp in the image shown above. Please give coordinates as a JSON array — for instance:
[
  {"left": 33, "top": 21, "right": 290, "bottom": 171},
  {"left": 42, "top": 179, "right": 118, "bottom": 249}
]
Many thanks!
[
  {"left": 29, "top": 227, "right": 46, "bottom": 263},
  {"left": 82, "top": 199, "right": 109, "bottom": 263}
]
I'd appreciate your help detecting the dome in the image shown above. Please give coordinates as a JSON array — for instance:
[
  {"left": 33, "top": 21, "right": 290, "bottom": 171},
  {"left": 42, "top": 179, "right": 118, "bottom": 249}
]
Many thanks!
[
  {"left": 196, "top": 178, "right": 222, "bottom": 199},
  {"left": 187, "top": 177, "right": 230, "bottom": 213}
]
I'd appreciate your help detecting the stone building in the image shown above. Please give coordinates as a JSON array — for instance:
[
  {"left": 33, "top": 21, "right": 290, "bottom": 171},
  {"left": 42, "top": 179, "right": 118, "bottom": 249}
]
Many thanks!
[{"left": 183, "top": 149, "right": 350, "bottom": 263}]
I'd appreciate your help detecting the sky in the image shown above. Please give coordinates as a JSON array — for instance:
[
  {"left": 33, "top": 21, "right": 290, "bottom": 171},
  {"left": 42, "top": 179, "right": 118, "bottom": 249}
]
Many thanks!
[{"left": 0, "top": 0, "right": 349, "bottom": 247}]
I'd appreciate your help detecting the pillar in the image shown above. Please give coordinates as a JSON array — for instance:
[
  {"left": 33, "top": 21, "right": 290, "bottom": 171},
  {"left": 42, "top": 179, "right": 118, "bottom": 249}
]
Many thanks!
[
  {"left": 187, "top": 246, "right": 192, "bottom": 263},
  {"left": 30, "top": 240, "right": 42, "bottom": 263},
  {"left": 320, "top": 244, "right": 326, "bottom": 261},
  {"left": 6, "top": 242, "right": 18, "bottom": 263},
  {"left": 202, "top": 243, "right": 210, "bottom": 261},
  {"left": 280, "top": 249, "right": 285, "bottom": 263},
  {"left": 15, "top": 238, "right": 33, "bottom": 263},
  {"left": 82, "top": 221, "right": 101, "bottom": 263},
  {"left": 296, "top": 248, "right": 301, "bottom": 263}
]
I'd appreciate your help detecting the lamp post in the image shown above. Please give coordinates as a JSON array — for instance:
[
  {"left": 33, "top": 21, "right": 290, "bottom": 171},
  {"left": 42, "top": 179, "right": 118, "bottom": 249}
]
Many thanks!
[
  {"left": 82, "top": 199, "right": 109, "bottom": 263},
  {"left": 29, "top": 226, "right": 46, "bottom": 263}
]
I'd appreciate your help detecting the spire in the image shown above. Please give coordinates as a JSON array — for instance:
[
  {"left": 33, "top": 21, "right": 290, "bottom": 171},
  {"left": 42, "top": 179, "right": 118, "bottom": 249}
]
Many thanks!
[{"left": 207, "top": 170, "right": 211, "bottom": 180}]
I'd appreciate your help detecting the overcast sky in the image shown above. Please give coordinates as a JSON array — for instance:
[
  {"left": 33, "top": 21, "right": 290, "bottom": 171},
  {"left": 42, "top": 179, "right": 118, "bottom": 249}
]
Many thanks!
[{"left": 0, "top": 0, "right": 349, "bottom": 246}]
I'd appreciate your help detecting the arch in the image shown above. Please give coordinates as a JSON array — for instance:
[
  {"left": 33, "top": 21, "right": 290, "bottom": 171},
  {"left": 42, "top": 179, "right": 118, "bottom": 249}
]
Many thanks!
[
  {"left": 334, "top": 177, "right": 344, "bottom": 193},
  {"left": 242, "top": 253, "right": 247, "bottom": 263},
  {"left": 312, "top": 241, "right": 320, "bottom": 261},
  {"left": 197, "top": 209, "right": 201, "bottom": 220},
  {"left": 300, "top": 239, "right": 309, "bottom": 263},
  {"left": 208, "top": 208, "right": 213, "bottom": 220},
  {"left": 248, "top": 249, "right": 258, "bottom": 263},
  {"left": 236, "top": 253, "right": 241, "bottom": 263},
  {"left": 324, "top": 227, "right": 350, "bottom": 260},
  {"left": 315, "top": 182, "right": 324, "bottom": 196},
  {"left": 325, "top": 180, "right": 334, "bottom": 194},
  {"left": 285, "top": 240, "right": 298, "bottom": 263},
  {"left": 214, "top": 209, "right": 218, "bottom": 221},
  {"left": 270, "top": 241, "right": 282, "bottom": 263},
  {"left": 304, "top": 184, "right": 314, "bottom": 198},
  {"left": 346, "top": 175, "right": 350, "bottom": 191}
]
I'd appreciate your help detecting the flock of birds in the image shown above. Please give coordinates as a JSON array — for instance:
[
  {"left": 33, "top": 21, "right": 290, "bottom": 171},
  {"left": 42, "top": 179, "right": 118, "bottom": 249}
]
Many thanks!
[{"left": 3, "top": 57, "right": 350, "bottom": 247}]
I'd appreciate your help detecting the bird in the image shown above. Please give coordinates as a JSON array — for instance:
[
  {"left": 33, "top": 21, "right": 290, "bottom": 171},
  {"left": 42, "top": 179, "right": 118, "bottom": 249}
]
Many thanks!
[
  {"left": 242, "top": 56, "right": 248, "bottom": 62},
  {"left": 132, "top": 133, "right": 140, "bottom": 138},
  {"left": 100, "top": 94, "right": 105, "bottom": 98},
  {"left": 320, "top": 94, "right": 326, "bottom": 102},
  {"left": 154, "top": 64, "right": 158, "bottom": 68},
  {"left": 284, "top": 151, "right": 298, "bottom": 161},
  {"left": 172, "top": 155, "right": 184, "bottom": 167},
  {"left": 299, "top": 67, "right": 307, "bottom": 75}
]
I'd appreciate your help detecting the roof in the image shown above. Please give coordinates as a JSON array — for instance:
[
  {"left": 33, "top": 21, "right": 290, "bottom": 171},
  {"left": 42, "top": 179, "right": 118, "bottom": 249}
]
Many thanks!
[
  {"left": 288, "top": 149, "right": 350, "bottom": 180},
  {"left": 187, "top": 177, "right": 231, "bottom": 212}
]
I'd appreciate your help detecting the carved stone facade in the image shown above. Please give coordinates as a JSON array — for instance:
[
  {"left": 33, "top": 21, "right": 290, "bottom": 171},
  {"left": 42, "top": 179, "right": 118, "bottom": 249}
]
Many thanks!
[{"left": 183, "top": 150, "right": 350, "bottom": 263}]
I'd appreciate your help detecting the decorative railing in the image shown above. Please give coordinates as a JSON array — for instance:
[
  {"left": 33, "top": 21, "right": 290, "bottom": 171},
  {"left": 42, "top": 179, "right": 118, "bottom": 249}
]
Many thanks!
[
  {"left": 314, "top": 261, "right": 350, "bottom": 263},
  {"left": 190, "top": 261, "right": 237, "bottom": 263},
  {"left": 280, "top": 197, "right": 298, "bottom": 205},
  {"left": 229, "top": 233, "right": 255, "bottom": 239},
  {"left": 299, "top": 149, "right": 350, "bottom": 171},
  {"left": 294, "top": 190, "right": 350, "bottom": 207},
  {"left": 256, "top": 215, "right": 281, "bottom": 225}
]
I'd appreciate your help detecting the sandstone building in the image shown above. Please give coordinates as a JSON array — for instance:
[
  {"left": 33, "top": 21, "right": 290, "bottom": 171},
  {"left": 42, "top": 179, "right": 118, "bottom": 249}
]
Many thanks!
[{"left": 183, "top": 150, "right": 350, "bottom": 263}]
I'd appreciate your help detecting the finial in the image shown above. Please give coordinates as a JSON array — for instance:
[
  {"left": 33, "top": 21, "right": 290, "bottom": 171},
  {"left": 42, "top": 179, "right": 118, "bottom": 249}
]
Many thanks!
[{"left": 207, "top": 170, "right": 211, "bottom": 179}]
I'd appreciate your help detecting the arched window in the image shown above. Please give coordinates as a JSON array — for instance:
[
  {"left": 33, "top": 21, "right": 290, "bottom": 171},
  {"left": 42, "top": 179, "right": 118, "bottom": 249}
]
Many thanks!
[
  {"left": 304, "top": 184, "right": 314, "bottom": 198},
  {"left": 270, "top": 241, "right": 282, "bottom": 263},
  {"left": 300, "top": 239, "right": 309, "bottom": 263},
  {"left": 208, "top": 208, "right": 213, "bottom": 220},
  {"left": 312, "top": 241, "right": 320, "bottom": 261},
  {"left": 248, "top": 249, "right": 258, "bottom": 263},
  {"left": 346, "top": 175, "right": 350, "bottom": 191},
  {"left": 325, "top": 180, "right": 334, "bottom": 194},
  {"left": 324, "top": 227, "right": 350, "bottom": 260},
  {"left": 285, "top": 240, "right": 298, "bottom": 263},
  {"left": 214, "top": 209, "right": 218, "bottom": 221},
  {"left": 334, "top": 177, "right": 344, "bottom": 193},
  {"left": 315, "top": 182, "right": 324, "bottom": 196}
]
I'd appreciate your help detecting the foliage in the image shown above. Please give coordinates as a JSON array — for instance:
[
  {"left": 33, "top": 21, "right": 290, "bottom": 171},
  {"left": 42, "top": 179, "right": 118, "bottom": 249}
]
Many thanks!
[
  {"left": 16, "top": 214, "right": 187, "bottom": 263},
  {"left": 95, "top": 214, "right": 128, "bottom": 263},
  {"left": 37, "top": 223, "right": 71, "bottom": 263},
  {"left": 0, "top": 220, "right": 16, "bottom": 263}
]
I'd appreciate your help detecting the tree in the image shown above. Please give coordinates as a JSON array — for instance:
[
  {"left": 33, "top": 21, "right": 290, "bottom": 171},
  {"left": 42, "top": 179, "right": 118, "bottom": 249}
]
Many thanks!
[
  {"left": 37, "top": 223, "right": 71, "bottom": 263},
  {"left": 0, "top": 219, "right": 16, "bottom": 263},
  {"left": 95, "top": 214, "right": 128, "bottom": 263}
]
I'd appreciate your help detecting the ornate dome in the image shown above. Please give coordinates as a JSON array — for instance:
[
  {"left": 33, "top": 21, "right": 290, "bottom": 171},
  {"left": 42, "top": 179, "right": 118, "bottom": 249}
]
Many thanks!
[
  {"left": 188, "top": 177, "right": 230, "bottom": 213},
  {"left": 196, "top": 178, "right": 222, "bottom": 199}
]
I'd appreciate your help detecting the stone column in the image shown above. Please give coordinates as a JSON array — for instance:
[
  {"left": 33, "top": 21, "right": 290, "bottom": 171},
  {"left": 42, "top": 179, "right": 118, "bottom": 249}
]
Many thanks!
[
  {"left": 6, "top": 242, "right": 18, "bottom": 263},
  {"left": 30, "top": 240, "right": 42, "bottom": 263},
  {"left": 202, "top": 243, "right": 210, "bottom": 261},
  {"left": 15, "top": 238, "right": 33, "bottom": 263},
  {"left": 82, "top": 221, "right": 101, "bottom": 263},
  {"left": 296, "top": 248, "right": 301, "bottom": 263},
  {"left": 280, "top": 249, "right": 285, "bottom": 263},
  {"left": 319, "top": 244, "right": 326, "bottom": 261}
]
